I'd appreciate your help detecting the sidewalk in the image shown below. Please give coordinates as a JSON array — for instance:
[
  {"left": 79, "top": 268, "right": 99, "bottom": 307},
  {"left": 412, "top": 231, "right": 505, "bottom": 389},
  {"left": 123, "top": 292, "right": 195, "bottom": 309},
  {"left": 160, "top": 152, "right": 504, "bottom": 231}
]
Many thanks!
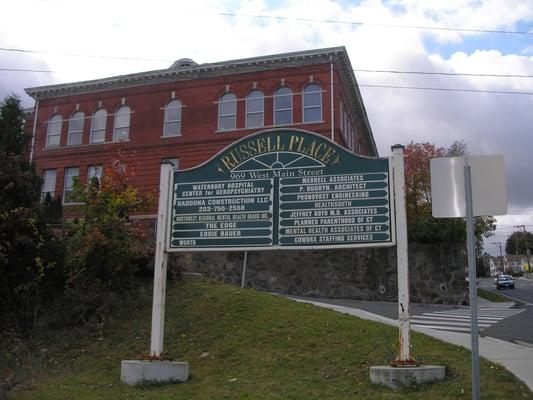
[
  {"left": 476, "top": 295, "right": 515, "bottom": 309},
  {"left": 290, "top": 297, "right": 533, "bottom": 391}
]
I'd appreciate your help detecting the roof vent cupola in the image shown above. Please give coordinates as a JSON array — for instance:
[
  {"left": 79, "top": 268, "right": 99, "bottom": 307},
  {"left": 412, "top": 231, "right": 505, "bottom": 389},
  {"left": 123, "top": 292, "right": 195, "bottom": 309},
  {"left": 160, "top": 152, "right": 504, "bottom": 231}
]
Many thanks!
[{"left": 170, "top": 58, "right": 198, "bottom": 69}]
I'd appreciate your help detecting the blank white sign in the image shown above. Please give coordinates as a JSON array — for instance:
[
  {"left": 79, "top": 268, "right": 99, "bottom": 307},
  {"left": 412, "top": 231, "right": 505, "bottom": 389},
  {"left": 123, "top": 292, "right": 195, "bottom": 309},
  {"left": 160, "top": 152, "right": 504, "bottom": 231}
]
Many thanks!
[{"left": 430, "top": 155, "right": 507, "bottom": 218}]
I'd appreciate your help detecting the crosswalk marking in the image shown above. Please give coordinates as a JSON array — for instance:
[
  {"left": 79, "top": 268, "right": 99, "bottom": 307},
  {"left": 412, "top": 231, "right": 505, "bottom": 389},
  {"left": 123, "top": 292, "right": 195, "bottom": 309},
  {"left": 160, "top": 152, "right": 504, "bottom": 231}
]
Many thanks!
[
  {"left": 410, "top": 307, "right": 524, "bottom": 334},
  {"left": 415, "top": 313, "right": 503, "bottom": 321},
  {"left": 414, "top": 325, "right": 472, "bottom": 332},
  {"left": 411, "top": 319, "right": 492, "bottom": 327}
]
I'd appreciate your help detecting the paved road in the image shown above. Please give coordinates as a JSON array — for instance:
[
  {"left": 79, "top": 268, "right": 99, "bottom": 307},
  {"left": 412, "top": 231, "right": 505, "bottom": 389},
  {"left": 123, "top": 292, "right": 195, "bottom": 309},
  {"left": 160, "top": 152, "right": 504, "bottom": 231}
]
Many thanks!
[
  {"left": 289, "top": 277, "right": 533, "bottom": 345},
  {"left": 477, "top": 276, "right": 533, "bottom": 345},
  {"left": 479, "top": 276, "right": 533, "bottom": 305}
]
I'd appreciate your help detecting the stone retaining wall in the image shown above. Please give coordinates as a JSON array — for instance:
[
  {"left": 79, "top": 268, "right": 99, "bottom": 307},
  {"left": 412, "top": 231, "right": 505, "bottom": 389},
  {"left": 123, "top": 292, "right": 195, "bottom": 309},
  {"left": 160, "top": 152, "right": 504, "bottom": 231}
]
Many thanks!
[{"left": 170, "top": 243, "right": 468, "bottom": 304}]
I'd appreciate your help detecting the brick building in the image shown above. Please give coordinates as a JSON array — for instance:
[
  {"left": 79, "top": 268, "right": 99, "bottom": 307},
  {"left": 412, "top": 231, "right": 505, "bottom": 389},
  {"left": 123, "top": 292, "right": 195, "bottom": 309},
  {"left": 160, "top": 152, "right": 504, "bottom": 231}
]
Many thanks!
[{"left": 25, "top": 46, "right": 378, "bottom": 218}]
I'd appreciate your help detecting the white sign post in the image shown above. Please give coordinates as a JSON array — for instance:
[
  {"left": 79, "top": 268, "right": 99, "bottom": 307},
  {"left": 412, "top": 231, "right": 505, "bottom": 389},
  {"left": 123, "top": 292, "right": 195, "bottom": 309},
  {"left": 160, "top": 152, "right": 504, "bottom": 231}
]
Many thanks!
[
  {"left": 120, "top": 162, "right": 189, "bottom": 386},
  {"left": 370, "top": 146, "right": 446, "bottom": 389},
  {"left": 431, "top": 155, "right": 507, "bottom": 400},
  {"left": 391, "top": 145, "right": 413, "bottom": 364},
  {"left": 150, "top": 163, "right": 172, "bottom": 357}
]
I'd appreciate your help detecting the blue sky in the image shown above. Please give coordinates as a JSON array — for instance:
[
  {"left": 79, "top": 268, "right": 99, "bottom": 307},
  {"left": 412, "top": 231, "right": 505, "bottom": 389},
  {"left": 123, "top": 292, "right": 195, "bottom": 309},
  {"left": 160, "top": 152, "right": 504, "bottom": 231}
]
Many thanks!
[{"left": 425, "top": 28, "right": 533, "bottom": 59}]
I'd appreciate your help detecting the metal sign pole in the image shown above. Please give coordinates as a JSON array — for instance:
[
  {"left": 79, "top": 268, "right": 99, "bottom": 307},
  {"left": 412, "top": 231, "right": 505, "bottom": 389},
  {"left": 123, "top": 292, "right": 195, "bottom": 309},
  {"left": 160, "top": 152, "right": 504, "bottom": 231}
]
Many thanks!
[
  {"left": 241, "top": 251, "right": 248, "bottom": 288},
  {"left": 150, "top": 163, "right": 172, "bottom": 357},
  {"left": 391, "top": 145, "right": 412, "bottom": 364},
  {"left": 464, "top": 164, "right": 480, "bottom": 400}
]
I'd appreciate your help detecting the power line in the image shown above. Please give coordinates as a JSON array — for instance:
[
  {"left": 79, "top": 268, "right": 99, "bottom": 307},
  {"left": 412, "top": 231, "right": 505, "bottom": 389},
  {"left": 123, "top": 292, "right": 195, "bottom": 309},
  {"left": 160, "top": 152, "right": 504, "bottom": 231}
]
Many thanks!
[
  {"left": 354, "top": 69, "right": 533, "bottom": 79},
  {"left": 359, "top": 83, "right": 533, "bottom": 96},
  {"left": 0, "top": 47, "right": 171, "bottom": 63},
  {"left": 0, "top": 67, "right": 54, "bottom": 73},
  {"left": 3, "top": 47, "right": 533, "bottom": 80},
  {"left": 5, "top": 63, "right": 533, "bottom": 81},
  {"left": 214, "top": 11, "right": 533, "bottom": 36},
  {"left": 4, "top": 55, "right": 533, "bottom": 97}
]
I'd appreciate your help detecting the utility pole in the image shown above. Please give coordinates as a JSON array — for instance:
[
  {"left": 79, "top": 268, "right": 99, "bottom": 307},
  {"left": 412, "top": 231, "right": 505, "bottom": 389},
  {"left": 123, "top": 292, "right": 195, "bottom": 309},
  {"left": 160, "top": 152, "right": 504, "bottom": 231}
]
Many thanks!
[
  {"left": 514, "top": 225, "right": 530, "bottom": 272},
  {"left": 491, "top": 242, "right": 503, "bottom": 275}
]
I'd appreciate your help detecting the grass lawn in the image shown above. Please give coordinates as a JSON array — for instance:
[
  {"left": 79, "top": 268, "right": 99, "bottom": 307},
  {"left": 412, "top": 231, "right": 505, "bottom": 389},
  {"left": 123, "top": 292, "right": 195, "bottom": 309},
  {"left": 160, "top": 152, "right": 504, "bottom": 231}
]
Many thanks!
[
  {"left": 478, "top": 288, "right": 516, "bottom": 303},
  {"left": 4, "top": 280, "right": 533, "bottom": 399}
]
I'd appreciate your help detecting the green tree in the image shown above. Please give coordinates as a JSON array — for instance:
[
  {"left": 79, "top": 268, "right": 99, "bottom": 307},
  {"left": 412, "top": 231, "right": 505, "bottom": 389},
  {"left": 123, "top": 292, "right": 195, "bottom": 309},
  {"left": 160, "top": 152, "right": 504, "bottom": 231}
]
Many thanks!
[
  {"left": 403, "top": 141, "right": 496, "bottom": 246},
  {"left": 0, "top": 95, "right": 62, "bottom": 327},
  {"left": 505, "top": 231, "right": 533, "bottom": 255},
  {"left": 63, "top": 147, "right": 153, "bottom": 322}
]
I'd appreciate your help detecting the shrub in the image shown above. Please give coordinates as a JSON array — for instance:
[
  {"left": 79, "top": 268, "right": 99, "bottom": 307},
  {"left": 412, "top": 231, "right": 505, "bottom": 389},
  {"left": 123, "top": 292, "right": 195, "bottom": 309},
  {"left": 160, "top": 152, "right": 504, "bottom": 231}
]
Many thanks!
[{"left": 62, "top": 147, "right": 154, "bottom": 323}]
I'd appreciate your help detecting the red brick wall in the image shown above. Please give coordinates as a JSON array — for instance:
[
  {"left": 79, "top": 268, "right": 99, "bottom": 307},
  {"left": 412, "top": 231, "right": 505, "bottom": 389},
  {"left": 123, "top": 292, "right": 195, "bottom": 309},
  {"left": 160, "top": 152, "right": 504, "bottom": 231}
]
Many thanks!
[{"left": 32, "top": 63, "right": 363, "bottom": 214}]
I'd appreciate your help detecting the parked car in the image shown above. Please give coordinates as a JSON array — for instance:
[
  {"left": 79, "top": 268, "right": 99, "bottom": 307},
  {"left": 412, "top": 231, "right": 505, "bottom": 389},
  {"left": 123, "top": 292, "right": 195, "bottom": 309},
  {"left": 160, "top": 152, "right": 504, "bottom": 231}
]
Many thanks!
[{"left": 495, "top": 275, "right": 515, "bottom": 290}]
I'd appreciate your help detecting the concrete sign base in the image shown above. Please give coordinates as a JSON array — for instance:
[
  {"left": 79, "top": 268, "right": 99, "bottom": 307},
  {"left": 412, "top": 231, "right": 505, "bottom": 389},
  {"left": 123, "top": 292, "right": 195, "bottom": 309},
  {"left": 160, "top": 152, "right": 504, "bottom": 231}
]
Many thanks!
[
  {"left": 121, "top": 360, "right": 189, "bottom": 386},
  {"left": 370, "top": 365, "right": 445, "bottom": 389}
]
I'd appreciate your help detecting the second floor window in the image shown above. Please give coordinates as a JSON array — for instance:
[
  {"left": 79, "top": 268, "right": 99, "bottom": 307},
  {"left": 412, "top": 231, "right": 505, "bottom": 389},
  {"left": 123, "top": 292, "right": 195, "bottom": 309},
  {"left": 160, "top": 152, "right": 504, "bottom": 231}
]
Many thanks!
[
  {"left": 218, "top": 93, "right": 236, "bottom": 131},
  {"left": 46, "top": 114, "right": 62, "bottom": 148},
  {"left": 67, "top": 112, "right": 84, "bottom": 146},
  {"left": 274, "top": 87, "right": 292, "bottom": 125},
  {"left": 114, "top": 106, "right": 130, "bottom": 141},
  {"left": 91, "top": 109, "right": 107, "bottom": 143},
  {"left": 163, "top": 100, "right": 182, "bottom": 137},
  {"left": 246, "top": 90, "right": 264, "bottom": 128},
  {"left": 303, "top": 84, "right": 322, "bottom": 123}
]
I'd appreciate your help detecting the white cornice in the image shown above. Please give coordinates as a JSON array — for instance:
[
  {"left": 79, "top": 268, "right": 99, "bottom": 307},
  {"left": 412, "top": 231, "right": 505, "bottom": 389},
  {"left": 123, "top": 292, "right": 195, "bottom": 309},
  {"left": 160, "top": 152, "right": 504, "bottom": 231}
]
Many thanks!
[
  {"left": 25, "top": 47, "right": 347, "bottom": 100},
  {"left": 24, "top": 46, "right": 378, "bottom": 156}
]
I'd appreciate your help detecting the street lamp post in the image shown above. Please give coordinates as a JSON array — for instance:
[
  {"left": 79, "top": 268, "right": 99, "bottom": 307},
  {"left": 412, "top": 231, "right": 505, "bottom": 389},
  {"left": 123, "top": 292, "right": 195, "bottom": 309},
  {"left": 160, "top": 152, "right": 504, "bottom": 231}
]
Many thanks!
[
  {"left": 514, "top": 225, "right": 530, "bottom": 273},
  {"left": 491, "top": 242, "right": 504, "bottom": 275}
]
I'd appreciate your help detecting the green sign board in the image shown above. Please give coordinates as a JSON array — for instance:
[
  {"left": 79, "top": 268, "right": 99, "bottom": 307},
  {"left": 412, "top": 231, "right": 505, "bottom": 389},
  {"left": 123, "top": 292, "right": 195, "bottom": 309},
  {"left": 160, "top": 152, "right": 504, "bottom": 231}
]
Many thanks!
[{"left": 168, "top": 129, "right": 395, "bottom": 251}]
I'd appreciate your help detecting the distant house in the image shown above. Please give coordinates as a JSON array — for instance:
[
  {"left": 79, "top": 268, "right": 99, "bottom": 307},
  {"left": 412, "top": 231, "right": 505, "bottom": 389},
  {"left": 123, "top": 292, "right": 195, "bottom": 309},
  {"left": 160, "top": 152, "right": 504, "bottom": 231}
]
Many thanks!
[
  {"left": 488, "top": 256, "right": 505, "bottom": 276},
  {"left": 504, "top": 255, "right": 530, "bottom": 274}
]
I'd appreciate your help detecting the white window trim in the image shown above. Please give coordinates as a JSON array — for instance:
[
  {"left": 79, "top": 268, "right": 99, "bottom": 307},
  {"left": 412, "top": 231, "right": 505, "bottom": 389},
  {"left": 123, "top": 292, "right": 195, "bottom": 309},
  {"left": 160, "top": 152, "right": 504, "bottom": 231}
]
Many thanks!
[
  {"left": 87, "top": 165, "right": 103, "bottom": 183},
  {"left": 218, "top": 93, "right": 237, "bottom": 131},
  {"left": 302, "top": 84, "right": 322, "bottom": 123},
  {"left": 46, "top": 115, "right": 62, "bottom": 148},
  {"left": 163, "top": 100, "right": 182, "bottom": 137},
  {"left": 67, "top": 112, "right": 84, "bottom": 146},
  {"left": 245, "top": 91, "right": 264, "bottom": 129},
  {"left": 274, "top": 88, "right": 293, "bottom": 125},
  {"left": 90, "top": 109, "right": 107, "bottom": 144},
  {"left": 63, "top": 167, "right": 80, "bottom": 205},
  {"left": 41, "top": 169, "right": 57, "bottom": 201},
  {"left": 113, "top": 106, "right": 131, "bottom": 142},
  {"left": 215, "top": 119, "right": 323, "bottom": 134}
]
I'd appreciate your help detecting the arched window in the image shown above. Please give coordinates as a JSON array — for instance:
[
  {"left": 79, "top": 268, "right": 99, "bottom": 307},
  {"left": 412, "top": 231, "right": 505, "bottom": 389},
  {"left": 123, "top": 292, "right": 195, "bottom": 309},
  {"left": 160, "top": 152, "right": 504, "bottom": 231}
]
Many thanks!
[
  {"left": 46, "top": 114, "right": 62, "bottom": 148},
  {"left": 90, "top": 109, "right": 107, "bottom": 143},
  {"left": 114, "top": 106, "right": 131, "bottom": 141},
  {"left": 67, "top": 112, "right": 84, "bottom": 146},
  {"left": 163, "top": 100, "right": 182, "bottom": 137},
  {"left": 218, "top": 93, "right": 236, "bottom": 131},
  {"left": 303, "top": 84, "right": 322, "bottom": 123},
  {"left": 274, "top": 87, "right": 292, "bottom": 125},
  {"left": 246, "top": 90, "right": 264, "bottom": 128}
]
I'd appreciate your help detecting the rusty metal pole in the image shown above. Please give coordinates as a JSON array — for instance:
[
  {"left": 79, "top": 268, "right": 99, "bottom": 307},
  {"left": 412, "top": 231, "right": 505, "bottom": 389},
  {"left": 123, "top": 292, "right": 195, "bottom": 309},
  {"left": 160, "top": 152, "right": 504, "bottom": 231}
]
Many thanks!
[
  {"left": 391, "top": 145, "right": 413, "bottom": 364},
  {"left": 241, "top": 251, "right": 248, "bottom": 288},
  {"left": 465, "top": 163, "right": 480, "bottom": 400}
]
